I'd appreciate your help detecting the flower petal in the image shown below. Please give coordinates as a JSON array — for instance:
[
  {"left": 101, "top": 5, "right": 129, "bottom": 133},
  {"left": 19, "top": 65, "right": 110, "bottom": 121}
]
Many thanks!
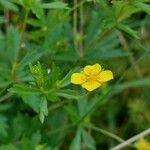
[
  {"left": 82, "top": 81, "right": 101, "bottom": 91},
  {"left": 97, "top": 70, "right": 113, "bottom": 83},
  {"left": 71, "top": 73, "right": 87, "bottom": 84},
  {"left": 84, "top": 63, "right": 101, "bottom": 75}
]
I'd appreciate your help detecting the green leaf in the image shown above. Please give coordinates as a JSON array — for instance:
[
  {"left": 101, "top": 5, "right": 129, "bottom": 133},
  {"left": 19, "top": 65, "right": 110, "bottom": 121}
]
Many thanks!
[
  {"left": 19, "top": 50, "right": 44, "bottom": 69},
  {"left": 9, "top": 84, "right": 41, "bottom": 95},
  {"left": 117, "top": 23, "right": 139, "bottom": 39},
  {"left": 0, "top": 16, "right": 5, "bottom": 24},
  {"left": 0, "top": 0, "right": 18, "bottom": 12},
  {"left": 22, "top": 95, "right": 41, "bottom": 113},
  {"left": 57, "top": 70, "right": 73, "bottom": 88},
  {"left": 113, "top": 78, "right": 150, "bottom": 94},
  {"left": 42, "top": 2, "right": 69, "bottom": 9},
  {"left": 0, "top": 144, "right": 18, "bottom": 150},
  {"left": 69, "top": 128, "right": 81, "bottom": 150},
  {"left": 46, "top": 91, "right": 60, "bottom": 102},
  {"left": 0, "top": 115, "right": 8, "bottom": 136},
  {"left": 82, "top": 129, "right": 95, "bottom": 150},
  {"left": 135, "top": 1, "right": 150, "bottom": 14},
  {"left": 31, "top": 0, "right": 44, "bottom": 19},
  {"left": 55, "top": 89, "right": 82, "bottom": 100},
  {"left": 30, "top": 131, "right": 41, "bottom": 149},
  {"left": 6, "top": 25, "right": 21, "bottom": 63},
  {"left": 39, "top": 97, "right": 48, "bottom": 123},
  {"left": 50, "top": 63, "right": 60, "bottom": 86},
  {"left": 64, "top": 105, "right": 79, "bottom": 123}
]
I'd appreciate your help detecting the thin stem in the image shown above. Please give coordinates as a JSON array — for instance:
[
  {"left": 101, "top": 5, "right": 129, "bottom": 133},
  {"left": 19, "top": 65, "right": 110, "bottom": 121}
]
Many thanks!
[
  {"left": 85, "top": 124, "right": 124, "bottom": 143},
  {"left": 110, "top": 128, "right": 150, "bottom": 150},
  {"left": 71, "top": 0, "right": 86, "bottom": 11}
]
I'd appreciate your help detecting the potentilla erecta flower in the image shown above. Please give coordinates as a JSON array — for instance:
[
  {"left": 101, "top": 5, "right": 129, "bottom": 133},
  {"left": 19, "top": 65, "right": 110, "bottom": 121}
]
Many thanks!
[
  {"left": 135, "top": 138, "right": 150, "bottom": 150},
  {"left": 71, "top": 63, "right": 113, "bottom": 91}
]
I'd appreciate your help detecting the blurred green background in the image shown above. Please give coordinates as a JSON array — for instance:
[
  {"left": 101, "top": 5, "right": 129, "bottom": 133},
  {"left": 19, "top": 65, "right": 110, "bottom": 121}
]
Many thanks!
[{"left": 0, "top": 0, "right": 150, "bottom": 150}]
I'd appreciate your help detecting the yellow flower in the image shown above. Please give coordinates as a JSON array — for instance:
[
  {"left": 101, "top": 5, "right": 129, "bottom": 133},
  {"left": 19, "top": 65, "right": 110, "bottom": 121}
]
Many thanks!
[
  {"left": 135, "top": 139, "right": 150, "bottom": 150},
  {"left": 71, "top": 63, "right": 113, "bottom": 91}
]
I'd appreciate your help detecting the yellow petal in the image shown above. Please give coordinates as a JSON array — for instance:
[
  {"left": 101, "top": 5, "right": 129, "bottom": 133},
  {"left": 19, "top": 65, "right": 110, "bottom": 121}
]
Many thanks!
[
  {"left": 136, "top": 139, "right": 150, "bottom": 150},
  {"left": 97, "top": 70, "right": 113, "bottom": 83},
  {"left": 84, "top": 63, "right": 101, "bottom": 75},
  {"left": 71, "top": 73, "right": 87, "bottom": 84},
  {"left": 82, "top": 81, "right": 101, "bottom": 91}
]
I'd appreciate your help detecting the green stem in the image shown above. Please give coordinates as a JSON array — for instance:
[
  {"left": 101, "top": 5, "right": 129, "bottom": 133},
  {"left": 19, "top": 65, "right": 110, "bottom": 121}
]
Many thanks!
[{"left": 85, "top": 124, "right": 124, "bottom": 143}]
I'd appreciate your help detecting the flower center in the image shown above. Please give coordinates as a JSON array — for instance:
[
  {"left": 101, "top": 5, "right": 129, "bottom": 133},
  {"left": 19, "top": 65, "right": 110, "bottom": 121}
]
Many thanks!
[{"left": 86, "top": 74, "right": 98, "bottom": 82}]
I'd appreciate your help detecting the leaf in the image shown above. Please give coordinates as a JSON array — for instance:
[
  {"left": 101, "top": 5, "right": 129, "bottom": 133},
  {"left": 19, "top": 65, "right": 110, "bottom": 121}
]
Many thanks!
[
  {"left": 50, "top": 63, "right": 60, "bottom": 86},
  {"left": 30, "top": 131, "right": 41, "bottom": 149},
  {"left": 39, "top": 97, "right": 48, "bottom": 123},
  {"left": 135, "top": 1, "right": 150, "bottom": 14},
  {"left": 30, "top": 0, "right": 44, "bottom": 19},
  {"left": 0, "top": 16, "right": 5, "bottom": 24},
  {"left": 82, "top": 129, "right": 95, "bottom": 150},
  {"left": 69, "top": 128, "right": 82, "bottom": 150},
  {"left": 55, "top": 89, "right": 82, "bottom": 100},
  {"left": 22, "top": 95, "right": 41, "bottom": 113},
  {"left": 0, "top": 0, "right": 18, "bottom": 12},
  {"left": 0, "top": 115, "right": 8, "bottom": 136},
  {"left": 19, "top": 50, "right": 44, "bottom": 69},
  {"left": 64, "top": 105, "right": 79, "bottom": 123},
  {"left": 9, "top": 84, "right": 41, "bottom": 95},
  {"left": 113, "top": 78, "right": 150, "bottom": 94},
  {"left": 58, "top": 70, "right": 73, "bottom": 88},
  {"left": 6, "top": 25, "right": 21, "bottom": 63},
  {"left": 46, "top": 91, "right": 60, "bottom": 102},
  {"left": 117, "top": 23, "right": 139, "bottom": 39},
  {"left": 0, "top": 144, "right": 18, "bottom": 150},
  {"left": 42, "top": 2, "right": 69, "bottom": 9}
]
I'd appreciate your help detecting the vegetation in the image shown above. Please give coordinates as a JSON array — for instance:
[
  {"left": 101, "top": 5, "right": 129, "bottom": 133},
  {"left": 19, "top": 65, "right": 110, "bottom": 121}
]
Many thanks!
[{"left": 0, "top": 0, "right": 150, "bottom": 149}]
